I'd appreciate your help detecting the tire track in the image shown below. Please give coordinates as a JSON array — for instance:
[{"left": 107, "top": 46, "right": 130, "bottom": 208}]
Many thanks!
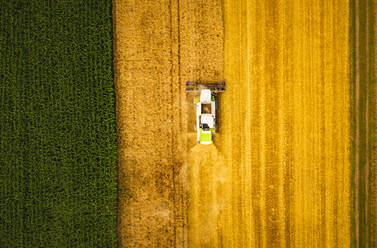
[
  {"left": 354, "top": 0, "right": 361, "bottom": 245},
  {"left": 365, "top": 1, "right": 369, "bottom": 245}
]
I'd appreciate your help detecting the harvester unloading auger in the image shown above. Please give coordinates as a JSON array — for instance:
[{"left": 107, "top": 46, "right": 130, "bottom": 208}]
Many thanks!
[{"left": 185, "top": 81, "right": 226, "bottom": 145}]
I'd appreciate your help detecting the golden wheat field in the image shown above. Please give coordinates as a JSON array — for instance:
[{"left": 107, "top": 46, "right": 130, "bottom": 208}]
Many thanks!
[
  {"left": 112, "top": 0, "right": 377, "bottom": 247},
  {"left": 218, "top": 0, "right": 350, "bottom": 247}
]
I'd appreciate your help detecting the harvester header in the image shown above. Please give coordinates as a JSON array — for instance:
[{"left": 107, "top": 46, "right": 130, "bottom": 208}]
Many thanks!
[{"left": 185, "top": 81, "right": 226, "bottom": 93}]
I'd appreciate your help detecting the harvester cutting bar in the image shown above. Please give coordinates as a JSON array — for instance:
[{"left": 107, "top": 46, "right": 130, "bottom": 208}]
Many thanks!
[{"left": 185, "top": 81, "right": 226, "bottom": 92}]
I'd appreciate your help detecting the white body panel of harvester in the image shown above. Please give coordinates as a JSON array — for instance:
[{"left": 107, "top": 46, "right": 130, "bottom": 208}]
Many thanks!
[{"left": 196, "top": 89, "right": 216, "bottom": 144}]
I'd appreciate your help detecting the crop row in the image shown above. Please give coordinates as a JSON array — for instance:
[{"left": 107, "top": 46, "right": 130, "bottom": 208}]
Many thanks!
[{"left": 0, "top": 1, "right": 117, "bottom": 247}]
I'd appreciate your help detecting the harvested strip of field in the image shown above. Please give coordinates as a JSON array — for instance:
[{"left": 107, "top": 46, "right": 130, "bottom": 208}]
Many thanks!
[
  {"left": 114, "top": 0, "right": 224, "bottom": 246},
  {"left": 219, "top": 0, "right": 351, "bottom": 247},
  {"left": 179, "top": 0, "right": 225, "bottom": 246},
  {"left": 188, "top": 144, "right": 227, "bottom": 247},
  {"left": 0, "top": 1, "right": 117, "bottom": 247},
  {"left": 113, "top": 0, "right": 184, "bottom": 247}
]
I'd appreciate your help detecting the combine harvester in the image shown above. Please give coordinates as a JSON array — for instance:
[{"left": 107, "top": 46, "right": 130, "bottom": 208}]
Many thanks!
[{"left": 185, "top": 81, "right": 226, "bottom": 145}]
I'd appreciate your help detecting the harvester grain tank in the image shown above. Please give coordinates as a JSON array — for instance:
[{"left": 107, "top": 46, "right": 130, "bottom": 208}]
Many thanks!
[{"left": 185, "top": 81, "right": 226, "bottom": 145}]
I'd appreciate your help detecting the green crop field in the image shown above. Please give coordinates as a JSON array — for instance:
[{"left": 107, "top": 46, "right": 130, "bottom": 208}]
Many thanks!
[{"left": 0, "top": 1, "right": 117, "bottom": 247}]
